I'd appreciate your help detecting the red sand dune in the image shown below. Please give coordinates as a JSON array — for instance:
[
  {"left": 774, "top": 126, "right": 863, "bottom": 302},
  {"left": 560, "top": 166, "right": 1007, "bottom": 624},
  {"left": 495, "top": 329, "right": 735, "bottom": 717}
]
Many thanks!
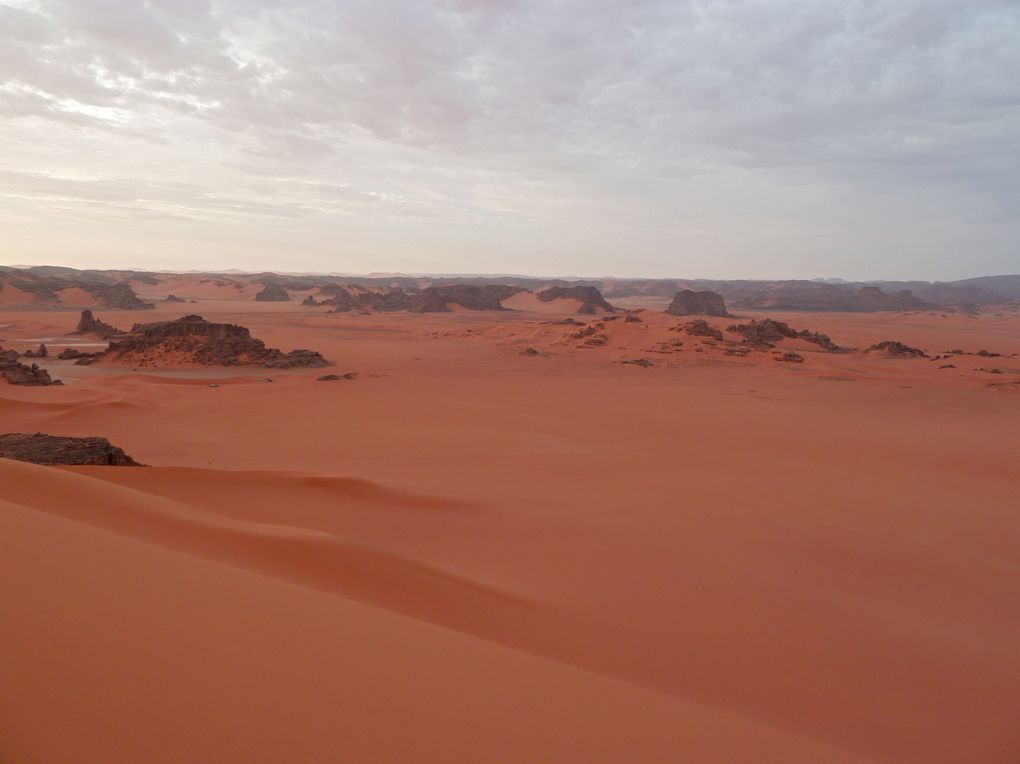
[{"left": 2, "top": 300, "right": 1020, "bottom": 763}]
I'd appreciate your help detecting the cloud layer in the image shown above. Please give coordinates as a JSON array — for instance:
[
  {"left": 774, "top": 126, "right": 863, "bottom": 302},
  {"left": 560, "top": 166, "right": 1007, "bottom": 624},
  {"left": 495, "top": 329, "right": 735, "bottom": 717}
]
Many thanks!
[{"left": 2, "top": 0, "right": 1018, "bottom": 278}]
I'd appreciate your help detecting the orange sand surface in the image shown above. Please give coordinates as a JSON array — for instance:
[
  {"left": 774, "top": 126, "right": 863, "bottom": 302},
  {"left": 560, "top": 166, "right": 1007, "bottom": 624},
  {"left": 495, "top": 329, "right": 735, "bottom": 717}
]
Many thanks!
[{"left": 2, "top": 301, "right": 1019, "bottom": 763}]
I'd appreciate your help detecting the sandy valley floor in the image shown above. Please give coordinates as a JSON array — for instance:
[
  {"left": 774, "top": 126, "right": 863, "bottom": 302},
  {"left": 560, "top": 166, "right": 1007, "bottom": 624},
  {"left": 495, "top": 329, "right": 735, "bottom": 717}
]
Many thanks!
[{"left": 2, "top": 297, "right": 1020, "bottom": 763}]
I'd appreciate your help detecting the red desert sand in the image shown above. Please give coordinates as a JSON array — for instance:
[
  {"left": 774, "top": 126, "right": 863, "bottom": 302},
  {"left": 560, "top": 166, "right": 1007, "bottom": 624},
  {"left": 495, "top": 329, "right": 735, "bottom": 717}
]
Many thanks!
[{"left": 2, "top": 296, "right": 1020, "bottom": 763}]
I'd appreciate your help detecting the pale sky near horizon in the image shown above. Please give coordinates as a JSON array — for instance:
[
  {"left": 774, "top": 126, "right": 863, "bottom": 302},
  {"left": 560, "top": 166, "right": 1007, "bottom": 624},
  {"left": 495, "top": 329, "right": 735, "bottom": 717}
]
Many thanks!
[{"left": 1, "top": 0, "right": 1018, "bottom": 280}]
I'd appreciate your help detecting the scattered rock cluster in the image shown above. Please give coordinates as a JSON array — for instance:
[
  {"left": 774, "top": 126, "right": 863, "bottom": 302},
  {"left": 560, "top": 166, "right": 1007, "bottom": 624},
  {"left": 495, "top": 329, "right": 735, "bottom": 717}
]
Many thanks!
[
  {"left": 866, "top": 341, "right": 928, "bottom": 358},
  {"left": 0, "top": 347, "right": 61, "bottom": 386}
]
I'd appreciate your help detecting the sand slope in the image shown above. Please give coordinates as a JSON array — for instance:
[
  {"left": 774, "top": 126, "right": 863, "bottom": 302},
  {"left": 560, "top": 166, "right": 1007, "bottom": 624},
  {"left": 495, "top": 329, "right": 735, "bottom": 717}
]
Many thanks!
[{"left": 2, "top": 304, "right": 1020, "bottom": 762}]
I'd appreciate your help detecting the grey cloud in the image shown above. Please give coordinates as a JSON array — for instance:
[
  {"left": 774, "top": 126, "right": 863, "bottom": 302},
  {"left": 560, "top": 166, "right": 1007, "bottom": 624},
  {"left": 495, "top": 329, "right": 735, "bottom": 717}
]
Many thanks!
[{"left": 0, "top": 0, "right": 1017, "bottom": 277}]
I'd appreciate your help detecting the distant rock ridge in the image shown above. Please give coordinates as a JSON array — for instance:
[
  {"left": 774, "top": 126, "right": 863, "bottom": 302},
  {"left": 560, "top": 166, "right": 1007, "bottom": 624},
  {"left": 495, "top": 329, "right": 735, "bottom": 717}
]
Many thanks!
[
  {"left": 536, "top": 286, "right": 615, "bottom": 315},
  {"left": 0, "top": 433, "right": 140, "bottom": 465},
  {"left": 665, "top": 289, "right": 730, "bottom": 317},
  {"left": 327, "top": 284, "right": 521, "bottom": 313}
]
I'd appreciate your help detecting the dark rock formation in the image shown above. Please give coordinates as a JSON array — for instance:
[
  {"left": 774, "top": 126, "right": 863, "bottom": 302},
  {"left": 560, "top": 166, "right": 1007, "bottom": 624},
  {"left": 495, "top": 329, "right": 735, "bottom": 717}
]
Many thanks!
[
  {"left": 418, "top": 284, "right": 514, "bottom": 313},
  {"left": 254, "top": 283, "right": 291, "bottom": 302},
  {"left": 797, "top": 330, "right": 840, "bottom": 351},
  {"left": 72, "top": 310, "right": 124, "bottom": 339},
  {"left": 57, "top": 347, "right": 101, "bottom": 361},
  {"left": 617, "top": 358, "right": 654, "bottom": 367},
  {"left": 320, "top": 285, "right": 356, "bottom": 311},
  {"left": 23, "top": 343, "right": 47, "bottom": 358},
  {"left": 775, "top": 352, "right": 804, "bottom": 363},
  {"left": 0, "top": 432, "right": 140, "bottom": 465},
  {"left": 850, "top": 287, "right": 925, "bottom": 312},
  {"left": 103, "top": 315, "right": 328, "bottom": 368},
  {"left": 0, "top": 348, "right": 61, "bottom": 386},
  {"left": 301, "top": 295, "right": 320, "bottom": 306},
  {"left": 728, "top": 319, "right": 799, "bottom": 348},
  {"left": 728, "top": 319, "right": 841, "bottom": 351},
  {"left": 665, "top": 289, "right": 730, "bottom": 317},
  {"left": 676, "top": 320, "right": 723, "bottom": 340},
  {"left": 624, "top": 312, "right": 644, "bottom": 323},
  {"left": 165, "top": 294, "right": 186, "bottom": 303},
  {"left": 318, "top": 372, "right": 357, "bottom": 381},
  {"left": 537, "top": 286, "right": 615, "bottom": 314},
  {"left": 866, "top": 341, "right": 928, "bottom": 358},
  {"left": 522, "top": 347, "right": 540, "bottom": 356},
  {"left": 83, "top": 282, "right": 154, "bottom": 310}
]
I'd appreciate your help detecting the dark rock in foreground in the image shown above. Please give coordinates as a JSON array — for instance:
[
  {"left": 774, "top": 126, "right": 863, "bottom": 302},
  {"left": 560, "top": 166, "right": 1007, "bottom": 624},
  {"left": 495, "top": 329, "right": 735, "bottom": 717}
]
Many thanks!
[
  {"left": 665, "top": 289, "right": 730, "bottom": 317},
  {"left": 22, "top": 343, "right": 47, "bottom": 358},
  {"left": 0, "top": 432, "right": 140, "bottom": 465}
]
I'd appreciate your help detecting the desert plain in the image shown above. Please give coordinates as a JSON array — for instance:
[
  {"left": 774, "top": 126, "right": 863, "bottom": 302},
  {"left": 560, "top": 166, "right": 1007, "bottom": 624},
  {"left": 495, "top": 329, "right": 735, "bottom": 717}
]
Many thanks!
[{"left": 2, "top": 273, "right": 1019, "bottom": 764}]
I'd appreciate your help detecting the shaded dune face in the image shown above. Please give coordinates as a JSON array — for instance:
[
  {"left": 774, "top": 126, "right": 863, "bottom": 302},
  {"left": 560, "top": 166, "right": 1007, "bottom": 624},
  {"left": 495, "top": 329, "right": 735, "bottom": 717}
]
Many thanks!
[{"left": 1, "top": 302, "right": 1019, "bottom": 763}]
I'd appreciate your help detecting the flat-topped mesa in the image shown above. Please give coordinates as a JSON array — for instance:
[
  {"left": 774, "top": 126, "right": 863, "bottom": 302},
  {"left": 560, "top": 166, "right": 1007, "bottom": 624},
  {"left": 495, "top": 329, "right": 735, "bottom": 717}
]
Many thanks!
[
  {"left": 0, "top": 433, "right": 140, "bottom": 465},
  {"left": 103, "top": 314, "right": 327, "bottom": 368},
  {"left": 537, "top": 286, "right": 615, "bottom": 315},
  {"left": 665, "top": 289, "right": 730, "bottom": 317},
  {"left": 254, "top": 283, "right": 291, "bottom": 302},
  {"left": 418, "top": 284, "right": 519, "bottom": 313},
  {"left": 72, "top": 309, "right": 124, "bottom": 339},
  {"left": 851, "top": 286, "right": 926, "bottom": 311},
  {"left": 0, "top": 348, "right": 61, "bottom": 386},
  {"left": 728, "top": 319, "right": 841, "bottom": 351}
]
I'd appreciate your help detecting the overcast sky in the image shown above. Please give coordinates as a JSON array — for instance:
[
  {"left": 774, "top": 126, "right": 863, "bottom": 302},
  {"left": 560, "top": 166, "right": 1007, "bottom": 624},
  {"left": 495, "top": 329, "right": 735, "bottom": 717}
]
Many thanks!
[{"left": 1, "top": 0, "right": 1018, "bottom": 279}]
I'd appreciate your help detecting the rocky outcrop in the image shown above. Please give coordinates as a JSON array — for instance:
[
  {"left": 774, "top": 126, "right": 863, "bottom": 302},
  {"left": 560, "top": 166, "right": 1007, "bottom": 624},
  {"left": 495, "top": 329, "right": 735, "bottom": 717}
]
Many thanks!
[
  {"left": 23, "top": 343, "right": 47, "bottom": 358},
  {"left": 675, "top": 319, "right": 723, "bottom": 340},
  {"left": 84, "top": 282, "right": 154, "bottom": 310},
  {"left": 537, "top": 286, "right": 615, "bottom": 314},
  {"left": 102, "top": 315, "right": 328, "bottom": 368},
  {"left": 0, "top": 433, "right": 140, "bottom": 465},
  {"left": 866, "top": 341, "right": 928, "bottom": 358},
  {"left": 418, "top": 284, "right": 511, "bottom": 312},
  {"left": 72, "top": 310, "right": 124, "bottom": 339},
  {"left": 320, "top": 285, "right": 356, "bottom": 311},
  {"left": 727, "top": 319, "right": 798, "bottom": 348},
  {"left": 665, "top": 289, "right": 730, "bottom": 317},
  {"left": 0, "top": 348, "right": 61, "bottom": 386},
  {"left": 164, "top": 294, "right": 186, "bottom": 303},
  {"left": 254, "top": 283, "right": 291, "bottom": 302},
  {"left": 57, "top": 347, "right": 102, "bottom": 363},
  {"left": 301, "top": 295, "right": 320, "bottom": 306},
  {"left": 728, "top": 319, "right": 841, "bottom": 351}
]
